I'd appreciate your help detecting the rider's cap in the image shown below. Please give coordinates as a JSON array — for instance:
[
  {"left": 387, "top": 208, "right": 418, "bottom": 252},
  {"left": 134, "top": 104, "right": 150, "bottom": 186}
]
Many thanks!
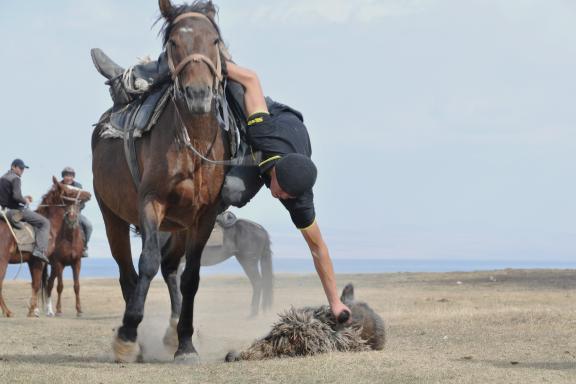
[
  {"left": 61, "top": 166, "right": 76, "bottom": 177},
  {"left": 11, "top": 159, "right": 29, "bottom": 169},
  {"left": 275, "top": 154, "right": 317, "bottom": 197}
]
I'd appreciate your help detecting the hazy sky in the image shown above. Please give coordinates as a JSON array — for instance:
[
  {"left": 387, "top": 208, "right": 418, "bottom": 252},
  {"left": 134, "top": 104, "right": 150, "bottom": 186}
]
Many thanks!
[{"left": 0, "top": 0, "right": 574, "bottom": 261}]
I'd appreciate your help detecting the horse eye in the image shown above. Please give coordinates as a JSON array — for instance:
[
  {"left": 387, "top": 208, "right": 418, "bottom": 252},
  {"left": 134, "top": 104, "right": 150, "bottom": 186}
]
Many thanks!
[{"left": 214, "top": 38, "right": 220, "bottom": 45}]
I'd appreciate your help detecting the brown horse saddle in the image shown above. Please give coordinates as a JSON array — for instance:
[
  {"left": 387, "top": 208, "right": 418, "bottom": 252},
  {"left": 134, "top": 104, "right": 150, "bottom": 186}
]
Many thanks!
[{"left": 0, "top": 211, "right": 36, "bottom": 253}]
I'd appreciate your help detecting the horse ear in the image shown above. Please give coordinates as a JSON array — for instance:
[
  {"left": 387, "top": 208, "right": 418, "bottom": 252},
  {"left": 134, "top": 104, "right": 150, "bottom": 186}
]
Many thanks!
[
  {"left": 340, "top": 283, "right": 355, "bottom": 304},
  {"left": 206, "top": 1, "right": 217, "bottom": 19},
  {"left": 52, "top": 176, "right": 59, "bottom": 186},
  {"left": 159, "top": 0, "right": 173, "bottom": 19}
]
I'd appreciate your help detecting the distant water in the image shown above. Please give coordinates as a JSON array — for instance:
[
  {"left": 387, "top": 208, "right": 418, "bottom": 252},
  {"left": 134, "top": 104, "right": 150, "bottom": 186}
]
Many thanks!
[{"left": 6, "top": 258, "right": 576, "bottom": 281}]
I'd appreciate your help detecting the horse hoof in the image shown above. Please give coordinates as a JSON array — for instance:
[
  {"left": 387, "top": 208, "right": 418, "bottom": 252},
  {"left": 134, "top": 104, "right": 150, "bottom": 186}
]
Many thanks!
[
  {"left": 225, "top": 351, "right": 240, "bottom": 362},
  {"left": 56, "top": 312, "right": 63, "bottom": 317},
  {"left": 28, "top": 308, "right": 40, "bottom": 318},
  {"left": 112, "top": 335, "right": 141, "bottom": 363},
  {"left": 162, "top": 319, "right": 179, "bottom": 351},
  {"left": 174, "top": 352, "right": 200, "bottom": 365},
  {"left": 76, "top": 312, "right": 83, "bottom": 318},
  {"left": 46, "top": 311, "right": 55, "bottom": 318}
]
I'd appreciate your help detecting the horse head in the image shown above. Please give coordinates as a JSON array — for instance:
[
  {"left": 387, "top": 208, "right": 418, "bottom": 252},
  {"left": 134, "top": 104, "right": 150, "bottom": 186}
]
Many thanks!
[
  {"left": 50, "top": 176, "right": 92, "bottom": 227},
  {"left": 160, "top": 0, "right": 224, "bottom": 114}
]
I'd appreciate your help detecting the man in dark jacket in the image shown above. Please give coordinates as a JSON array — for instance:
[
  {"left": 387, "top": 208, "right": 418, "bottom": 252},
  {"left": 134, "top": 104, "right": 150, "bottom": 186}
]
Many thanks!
[
  {"left": 60, "top": 167, "right": 92, "bottom": 258},
  {"left": 0, "top": 159, "right": 50, "bottom": 263}
]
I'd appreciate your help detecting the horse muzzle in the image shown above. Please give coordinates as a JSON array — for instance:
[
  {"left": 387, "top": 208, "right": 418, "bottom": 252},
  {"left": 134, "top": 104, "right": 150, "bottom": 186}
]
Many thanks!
[{"left": 179, "top": 85, "right": 214, "bottom": 114}]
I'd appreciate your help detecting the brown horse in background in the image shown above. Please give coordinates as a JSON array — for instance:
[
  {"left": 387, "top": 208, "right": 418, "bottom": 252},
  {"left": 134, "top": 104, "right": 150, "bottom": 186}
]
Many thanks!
[
  {"left": 0, "top": 177, "right": 91, "bottom": 317},
  {"left": 44, "top": 194, "right": 87, "bottom": 317},
  {"left": 92, "top": 0, "right": 229, "bottom": 363}
]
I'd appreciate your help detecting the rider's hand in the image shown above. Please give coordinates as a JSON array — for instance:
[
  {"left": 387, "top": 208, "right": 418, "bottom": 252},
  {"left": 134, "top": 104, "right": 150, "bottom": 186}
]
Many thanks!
[
  {"left": 331, "top": 300, "right": 351, "bottom": 324},
  {"left": 25, "top": 196, "right": 33, "bottom": 204}
]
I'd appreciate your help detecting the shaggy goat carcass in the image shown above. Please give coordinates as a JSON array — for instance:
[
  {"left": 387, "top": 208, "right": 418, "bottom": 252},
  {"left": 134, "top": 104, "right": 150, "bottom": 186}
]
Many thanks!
[{"left": 225, "top": 284, "right": 385, "bottom": 361}]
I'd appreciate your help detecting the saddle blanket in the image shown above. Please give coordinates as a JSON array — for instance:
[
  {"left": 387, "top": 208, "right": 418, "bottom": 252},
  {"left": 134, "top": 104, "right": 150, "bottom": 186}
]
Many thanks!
[
  {"left": 205, "top": 222, "right": 224, "bottom": 247},
  {"left": 0, "top": 222, "right": 35, "bottom": 253}
]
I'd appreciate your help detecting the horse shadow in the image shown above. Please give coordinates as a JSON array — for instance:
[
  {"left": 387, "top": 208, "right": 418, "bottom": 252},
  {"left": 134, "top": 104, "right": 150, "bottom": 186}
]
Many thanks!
[
  {"left": 0, "top": 354, "right": 111, "bottom": 365},
  {"left": 455, "top": 358, "right": 576, "bottom": 371}
]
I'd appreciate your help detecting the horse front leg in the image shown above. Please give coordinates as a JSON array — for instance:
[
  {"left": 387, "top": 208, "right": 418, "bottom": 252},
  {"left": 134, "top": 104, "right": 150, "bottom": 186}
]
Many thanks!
[
  {"left": 56, "top": 263, "right": 64, "bottom": 316},
  {"left": 175, "top": 221, "right": 215, "bottom": 363},
  {"left": 45, "top": 263, "right": 58, "bottom": 317},
  {"left": 72, "top": 259, "right": 82, "bottom": 317},
  {"left": 113, "top": 198, "right": 165, "bottom": 363}
]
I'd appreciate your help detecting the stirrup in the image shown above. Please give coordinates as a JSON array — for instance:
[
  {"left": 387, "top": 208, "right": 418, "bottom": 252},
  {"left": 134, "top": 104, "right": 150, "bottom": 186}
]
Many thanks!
[{"left": 91, "top": 48, "right": 125, "bottom": 80}]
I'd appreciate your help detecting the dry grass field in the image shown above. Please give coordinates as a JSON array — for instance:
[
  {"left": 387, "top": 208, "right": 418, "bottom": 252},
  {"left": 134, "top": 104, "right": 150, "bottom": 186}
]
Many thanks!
[{"left": 1, "top": 269, "right": 576, "bottom": 383}]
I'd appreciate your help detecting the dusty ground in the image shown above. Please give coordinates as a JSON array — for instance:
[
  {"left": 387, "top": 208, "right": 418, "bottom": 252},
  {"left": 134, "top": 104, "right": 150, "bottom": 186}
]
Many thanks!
[{"left": 1, "top": 269, "right": 576, "bottom": 383}]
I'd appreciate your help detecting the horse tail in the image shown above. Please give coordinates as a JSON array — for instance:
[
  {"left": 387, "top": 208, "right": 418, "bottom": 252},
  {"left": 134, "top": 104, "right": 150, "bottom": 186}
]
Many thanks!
[{"left": 260, "top": 231, "right": 273, "bottom": 310}]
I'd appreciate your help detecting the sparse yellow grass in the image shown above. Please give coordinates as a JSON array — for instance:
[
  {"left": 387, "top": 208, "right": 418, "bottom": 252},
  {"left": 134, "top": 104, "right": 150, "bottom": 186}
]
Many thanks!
[{"left": 1, "top": 269, "right": 575, "bottom": 383}]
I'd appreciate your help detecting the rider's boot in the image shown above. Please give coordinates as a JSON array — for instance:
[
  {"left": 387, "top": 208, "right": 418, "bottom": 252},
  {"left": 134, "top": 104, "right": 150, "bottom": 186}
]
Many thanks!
[
  {"left": 90, "top": 48, "right": 133, "bottom": 105},
  {"left": 32, "top": 249, "right": 50, "bottom": 264}
]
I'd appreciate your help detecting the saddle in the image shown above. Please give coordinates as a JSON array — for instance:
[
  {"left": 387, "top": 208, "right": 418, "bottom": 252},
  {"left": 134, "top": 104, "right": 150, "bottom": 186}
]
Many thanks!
[
  {"left": 92, "top": 49, "right": 250, "bottom": 188},
  {"left": 98, "top": 83, "right": 172, "bottom": 140},
  {"left": 216, "top": 211, "right": 237, "bottom": 228},
  {"left": 0, "top": 210, "right": 36, "bottom": 253}
]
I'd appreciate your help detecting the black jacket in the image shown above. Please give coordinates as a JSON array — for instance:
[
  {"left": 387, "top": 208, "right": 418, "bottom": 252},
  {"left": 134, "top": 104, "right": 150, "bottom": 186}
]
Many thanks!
[{"left": 0, "top": 170, "right": 27, "bottom": 209}]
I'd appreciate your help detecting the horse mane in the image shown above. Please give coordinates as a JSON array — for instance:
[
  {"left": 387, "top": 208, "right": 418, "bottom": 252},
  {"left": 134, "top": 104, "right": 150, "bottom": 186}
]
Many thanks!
[
  {"left": 156, "top": 0, "right": 222, "bottom": 46},
  {"left": 35, "top": 186, "right": 61, "bottom": 215}
]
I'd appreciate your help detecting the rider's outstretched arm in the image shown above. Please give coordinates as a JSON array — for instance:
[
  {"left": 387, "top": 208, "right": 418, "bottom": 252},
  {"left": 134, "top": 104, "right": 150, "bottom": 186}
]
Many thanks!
[{"left": 226, "top": 62, "right": 269, "bottom": 118}]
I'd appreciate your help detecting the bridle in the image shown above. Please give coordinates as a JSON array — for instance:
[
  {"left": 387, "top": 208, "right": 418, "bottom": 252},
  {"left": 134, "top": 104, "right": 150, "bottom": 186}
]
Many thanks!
[
  {"left": 37, "top": 186, "right": 86, "bottom": 227},
  {"left": 164, "top": 11, "right": 247, "bottom": 166},
  {"left": 165, "top": 12, "right": 224, "bottom": 94}
]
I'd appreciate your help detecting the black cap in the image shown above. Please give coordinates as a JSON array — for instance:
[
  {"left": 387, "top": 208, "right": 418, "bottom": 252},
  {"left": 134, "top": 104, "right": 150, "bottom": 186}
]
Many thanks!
[
  {"left": 11, "top": 159, "right": 29, "bottom": 169},
  {"left": 275, "top": 154, "right": 317, "bottom": 197}
]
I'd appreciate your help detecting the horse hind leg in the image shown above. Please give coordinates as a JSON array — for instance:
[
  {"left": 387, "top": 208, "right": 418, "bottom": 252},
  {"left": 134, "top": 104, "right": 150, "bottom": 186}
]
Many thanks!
[
  {"left": 175, "top": 219, "right": 217, "bottom": 364},
  {"left": 27, "top": 260, "right": 43, "bottom": 318},
  {"left": 97, "top": 196, "right": 137, "bottom": 304},
  {"left": 0, "top": 256, "right": 13, "bottom": 317},
  {"left": 160, "top": 232, "right": 185, "bottom": 352},
  {"left": 236, "top": 252, "right": 263, "bottom": 317}
]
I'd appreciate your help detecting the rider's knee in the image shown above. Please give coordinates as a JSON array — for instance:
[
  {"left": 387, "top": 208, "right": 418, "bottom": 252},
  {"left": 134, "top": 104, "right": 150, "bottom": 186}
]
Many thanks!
[
  {"left": 39, "top": 216, "right": 50, "bottom": 229},
  {"left": 221, "top": 175, "right": 248, "bottom": 208}
]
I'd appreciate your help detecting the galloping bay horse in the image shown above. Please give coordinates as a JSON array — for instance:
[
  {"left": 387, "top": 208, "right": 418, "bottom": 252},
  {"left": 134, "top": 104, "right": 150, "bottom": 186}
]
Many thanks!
[
  {"left": 44, "top": 192, "right": 88, "bottom": 318},
  {"left": 0, "top": 177, "right": 91, "bottom": 317},
  {"left": 92, "top": 0, "right": 230, "bottom": 362}
]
